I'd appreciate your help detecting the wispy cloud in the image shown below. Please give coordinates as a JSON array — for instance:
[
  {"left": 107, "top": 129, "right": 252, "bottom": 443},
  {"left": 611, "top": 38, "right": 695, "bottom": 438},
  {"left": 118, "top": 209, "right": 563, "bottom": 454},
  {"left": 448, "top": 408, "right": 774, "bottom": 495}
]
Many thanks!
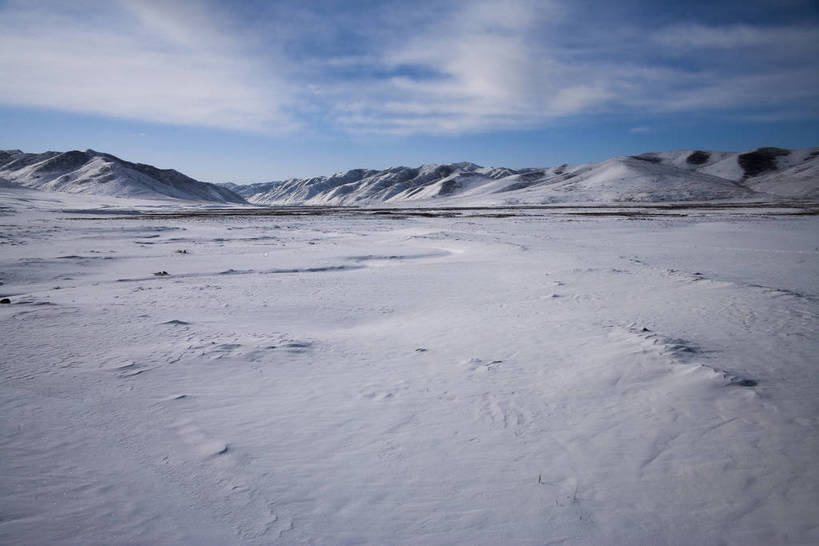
[
  {"left": 312, "top": 0, "right": 618, "bottom": 134},
  {"left": 307, "top": 1, "right": 819, "bottom": 134},
  {"left": 0, "top": 0, "right": 296, "bottom": 132},
  {"left": 0, "top": 0, "right": 816, "bottom": 136},
  {"left": 653, "top": 23, "right": 819, "bottom": 51}
]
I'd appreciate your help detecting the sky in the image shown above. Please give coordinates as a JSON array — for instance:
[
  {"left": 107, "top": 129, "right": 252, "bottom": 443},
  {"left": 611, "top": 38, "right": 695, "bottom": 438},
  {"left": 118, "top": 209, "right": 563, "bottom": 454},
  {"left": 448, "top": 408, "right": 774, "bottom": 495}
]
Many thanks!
[{"left": 0, "top": 0, "right": 818, "bottom": 183}]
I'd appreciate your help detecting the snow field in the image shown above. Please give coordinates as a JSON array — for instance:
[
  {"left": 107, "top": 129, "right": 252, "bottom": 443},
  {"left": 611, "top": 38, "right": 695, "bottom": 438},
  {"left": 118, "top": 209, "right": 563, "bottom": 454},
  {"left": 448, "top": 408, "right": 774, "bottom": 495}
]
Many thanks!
[{"left": 1, "top": 189, "right": 818, "bottom": 544}]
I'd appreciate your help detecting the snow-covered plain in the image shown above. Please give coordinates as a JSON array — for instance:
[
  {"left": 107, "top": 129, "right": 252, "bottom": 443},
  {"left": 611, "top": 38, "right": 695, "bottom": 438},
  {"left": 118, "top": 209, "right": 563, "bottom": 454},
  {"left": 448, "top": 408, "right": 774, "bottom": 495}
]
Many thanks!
[{"left": 1, "top": 188, "right": 818, "bottom": 545}]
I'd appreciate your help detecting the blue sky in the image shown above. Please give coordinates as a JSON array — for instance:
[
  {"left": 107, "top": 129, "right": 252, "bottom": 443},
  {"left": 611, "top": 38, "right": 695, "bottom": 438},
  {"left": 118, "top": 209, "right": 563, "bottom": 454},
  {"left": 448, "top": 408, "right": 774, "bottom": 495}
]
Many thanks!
[{"left": 1, "top": 0, "right": 817, "bottom": 183}]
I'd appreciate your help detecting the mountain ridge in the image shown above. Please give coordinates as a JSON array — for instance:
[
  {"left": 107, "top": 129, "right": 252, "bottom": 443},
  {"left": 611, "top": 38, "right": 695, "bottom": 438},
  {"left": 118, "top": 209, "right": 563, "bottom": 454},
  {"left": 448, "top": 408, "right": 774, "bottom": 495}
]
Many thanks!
[
  {"left": 2, "top": 146, "right": 817, "bottom": 205},
  {"left": 226, "top": 146, "right": 819, "bottom": 206},
  {"left": 0, "top": 149, "right": 245, "bottom": 203}
]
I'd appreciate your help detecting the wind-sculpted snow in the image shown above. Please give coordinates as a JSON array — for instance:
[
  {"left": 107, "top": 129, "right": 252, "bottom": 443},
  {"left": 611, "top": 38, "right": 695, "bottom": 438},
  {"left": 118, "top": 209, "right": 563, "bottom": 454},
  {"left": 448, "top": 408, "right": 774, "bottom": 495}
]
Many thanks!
[
  {"left": 0, "top": 149, "right": 246, "bottom": 203},
  {"left": 1, "top": 188, "right": 818, "bottom": 544},
  {"left": 231, "top": 146, "right": 819, "bottom": 206}
]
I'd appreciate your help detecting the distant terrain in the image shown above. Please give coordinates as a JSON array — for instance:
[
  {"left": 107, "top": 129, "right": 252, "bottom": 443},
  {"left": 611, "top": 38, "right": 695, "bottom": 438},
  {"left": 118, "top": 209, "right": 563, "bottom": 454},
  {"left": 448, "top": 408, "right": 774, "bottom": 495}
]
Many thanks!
[
  {"left": 2, "top": 146, "right": 818, "bottom": 205},
  {"left": 0, "top": 149, "right": 244, "bottom": 203}
]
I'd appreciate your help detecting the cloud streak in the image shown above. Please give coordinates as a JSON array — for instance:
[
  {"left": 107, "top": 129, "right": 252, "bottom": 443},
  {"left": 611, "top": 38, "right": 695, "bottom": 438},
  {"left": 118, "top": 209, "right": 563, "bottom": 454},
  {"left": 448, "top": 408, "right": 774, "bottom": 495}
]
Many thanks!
[
  {"left": 0, "top": 0, "right": 296, "bottom": 132},
  {"left": 0, "top": 0, "right": 816, "bottom": 136},
  {"left": 306, "top": 1, "right": 819, "bottom": 134}
]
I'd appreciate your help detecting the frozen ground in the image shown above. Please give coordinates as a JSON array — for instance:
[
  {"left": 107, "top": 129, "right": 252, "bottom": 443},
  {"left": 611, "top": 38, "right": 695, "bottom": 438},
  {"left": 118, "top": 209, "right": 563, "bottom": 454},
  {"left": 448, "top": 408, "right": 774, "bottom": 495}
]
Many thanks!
[{"left": 1, "top": 188, "right": 818, "bottom": 545}]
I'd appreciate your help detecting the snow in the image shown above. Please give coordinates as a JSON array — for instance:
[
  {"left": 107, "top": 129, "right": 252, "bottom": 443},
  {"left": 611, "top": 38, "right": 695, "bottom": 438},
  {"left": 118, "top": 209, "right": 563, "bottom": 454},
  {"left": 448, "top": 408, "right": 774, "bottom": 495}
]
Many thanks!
[
  {"left": 234, "top": 147, "right": 819, "bottom": 206},
  {"left": 0, "top": 150, "right": 245, "bottom": 204},
  {"left": 1, "top": 188, "right": 818, "bottom": 545},
  {"left": 5, "top": 147, "right": 818, "bottom": 206}
]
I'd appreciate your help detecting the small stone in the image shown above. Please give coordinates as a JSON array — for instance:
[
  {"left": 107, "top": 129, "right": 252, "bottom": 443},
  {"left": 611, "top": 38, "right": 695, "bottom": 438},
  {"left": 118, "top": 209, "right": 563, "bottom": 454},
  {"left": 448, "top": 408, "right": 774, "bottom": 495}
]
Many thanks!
[
  {"left": 0, "top": 298, "right": 10, "bottom": 304},
  {"left": 730, "top": 378, "right": 758, "bottom": 387}
]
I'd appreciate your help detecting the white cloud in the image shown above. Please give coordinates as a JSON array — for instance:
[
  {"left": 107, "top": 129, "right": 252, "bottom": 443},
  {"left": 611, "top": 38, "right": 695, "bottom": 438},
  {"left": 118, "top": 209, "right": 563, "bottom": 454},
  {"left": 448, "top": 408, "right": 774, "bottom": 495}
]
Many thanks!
[
  {"left": 318, "top": 0, "right": 616, "bottom": 134},
  {"left": 0, "top": 0, "right": 816, "bottom": 136},
  {"left": 314, "top": 2, "right": 819, "bottom": 135},
  {"left": 0, "top": 0, "right": 296, "bottom": 132},
  {"left": 654, "top": 23, "right": 819, "bottom": 52},
  {"left": 550, "top": 86, "right": 614, "bottom": 115}
]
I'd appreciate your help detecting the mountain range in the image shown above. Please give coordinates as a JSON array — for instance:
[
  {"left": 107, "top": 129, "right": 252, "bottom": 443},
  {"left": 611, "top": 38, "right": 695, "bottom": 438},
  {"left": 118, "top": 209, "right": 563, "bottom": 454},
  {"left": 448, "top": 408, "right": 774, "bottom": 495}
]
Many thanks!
[{"left": 2, "top": 146, "right": 817, "bottom": 205}]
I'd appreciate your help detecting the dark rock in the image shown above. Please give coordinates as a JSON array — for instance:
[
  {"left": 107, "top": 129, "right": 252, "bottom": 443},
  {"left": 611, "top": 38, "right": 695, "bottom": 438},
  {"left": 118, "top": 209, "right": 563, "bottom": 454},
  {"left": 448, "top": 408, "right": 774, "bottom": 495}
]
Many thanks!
[
  {"left": 35, "top": 150, "right": 92, "bottom": 173},
  {"left": 686, "top": 151, "right": 711, "bottom": 165},
  {"left": 738, "top": 147, "right": 790, "bottom": 178},
  {"left": 630, "top": 154, "right": 662, "bottom": 163},
  {"left": 438, "top": 179, "right": 459, "bottom": 196},
  {"left": 728, "top": 378, "right": 758, "bottom": 387}
]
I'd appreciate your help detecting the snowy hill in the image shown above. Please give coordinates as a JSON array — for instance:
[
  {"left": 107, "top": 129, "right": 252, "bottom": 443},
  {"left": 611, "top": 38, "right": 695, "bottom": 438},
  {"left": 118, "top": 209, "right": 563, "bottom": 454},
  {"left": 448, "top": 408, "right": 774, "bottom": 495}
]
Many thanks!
[
  {"left": 230, "top": 146, "right": 819, "bottom": 206},
  {"left": 0, "top": 149, "right": 246, "bottom": 203},
  {"left": 632, "top": 147, "right": 819, "bottom": 199},
  {"left": 3, "top": 146, "right": 816, "bottom": 205}
]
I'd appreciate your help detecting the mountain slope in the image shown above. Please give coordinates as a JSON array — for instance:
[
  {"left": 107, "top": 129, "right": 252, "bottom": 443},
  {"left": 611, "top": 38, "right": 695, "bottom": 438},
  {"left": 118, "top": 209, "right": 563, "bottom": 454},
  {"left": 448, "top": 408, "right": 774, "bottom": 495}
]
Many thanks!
[
  {"left": 230, "top": 146, "right": 818, "bottom": 206},
  {"left": 0, "top": 149, "right": 246, "bottom": 203},
  {"left": 4, "top": 146, "right": 816, "bottom": 205}
]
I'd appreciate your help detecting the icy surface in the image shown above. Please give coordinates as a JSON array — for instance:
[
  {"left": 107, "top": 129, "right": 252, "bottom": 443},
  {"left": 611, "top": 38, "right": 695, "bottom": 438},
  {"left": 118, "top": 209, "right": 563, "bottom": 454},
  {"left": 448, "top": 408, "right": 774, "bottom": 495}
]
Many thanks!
[{"left": 1, "top": 189, "right": 818, "bottom": 545}]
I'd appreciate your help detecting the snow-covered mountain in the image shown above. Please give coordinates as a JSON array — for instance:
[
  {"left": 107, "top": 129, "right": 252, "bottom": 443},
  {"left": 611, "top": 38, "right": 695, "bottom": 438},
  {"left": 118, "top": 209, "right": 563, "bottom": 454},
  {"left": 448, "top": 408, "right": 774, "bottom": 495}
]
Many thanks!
[
  {"left": 0, "top": 149, "right": 245, "bottom": 203},
  {"left": 230, "top": 147, "right": 819, "bottom": 206},
  {"left": 2, "top": 146, "right": 816, "bottom": 205}
]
